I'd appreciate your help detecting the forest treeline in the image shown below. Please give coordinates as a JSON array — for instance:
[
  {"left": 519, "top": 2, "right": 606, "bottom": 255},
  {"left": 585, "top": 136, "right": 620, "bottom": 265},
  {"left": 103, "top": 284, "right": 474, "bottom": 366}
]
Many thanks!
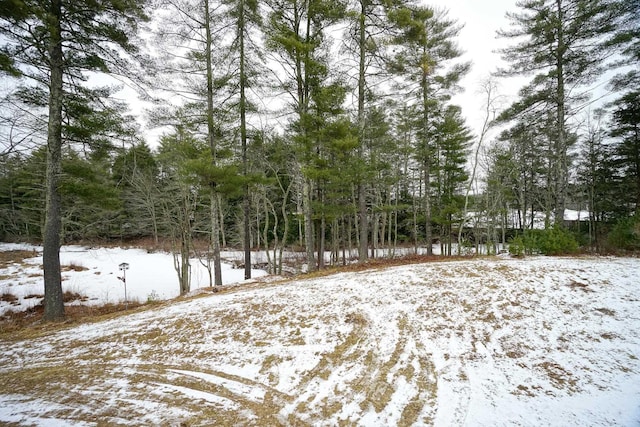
[{"left": 0, "top": 0, "right": 638, "bottom": 318}]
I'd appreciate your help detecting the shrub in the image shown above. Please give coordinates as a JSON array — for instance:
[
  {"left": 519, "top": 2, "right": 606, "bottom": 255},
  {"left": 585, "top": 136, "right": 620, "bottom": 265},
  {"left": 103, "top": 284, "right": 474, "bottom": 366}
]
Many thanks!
[
  {"left": 607, "top": 215, "right": 640, "bottom": 251},
  {"left": 509, "top": 226, "right": 579, "bottom": 256},
  {"left": 534, "top": 226, "right": 579, "bottom": 255},
  {"left": 508, "top": 236, "right": 525, "bottom": 257}
]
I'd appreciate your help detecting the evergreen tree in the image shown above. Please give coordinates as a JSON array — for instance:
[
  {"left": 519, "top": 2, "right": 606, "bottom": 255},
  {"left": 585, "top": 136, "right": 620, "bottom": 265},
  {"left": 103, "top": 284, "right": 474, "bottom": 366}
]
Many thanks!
[
  {"left": 432, "top": 105, "right": 471, "bottom": 255},
  {"left": 575, "top": 112, "right": 618, "bottom": 248},
  {"left": 0, "top": 0, "right": 149, "bottom": 320},
  {"left": 387, "top": 5, "right": 469, "bottom": 255},
  {"left": 156, "top": 125, "right": 207, "bottom": 295},
  {"left": 112, "top": 141, "right": 161, "bottom": 242},
  {"left": 498, "top": 0, "right": 618, "bottom": 227},
  {"left": 265, "top": 0, "right": 346, "bottom": 270},
  {"left": 152, "top": 0, "right": 243, "bottom": 286},
  {"left": 0, "top": 150, "right": 45, "bottom": 240},
  {"left": 344, "top": 0, "right": 402, "bottom": 262},
  {"left": 223, "top": 0, "right": 264, "bottom": 279},
  {"left": 610, "top": 91, "right": 640, "bottom": 215}
]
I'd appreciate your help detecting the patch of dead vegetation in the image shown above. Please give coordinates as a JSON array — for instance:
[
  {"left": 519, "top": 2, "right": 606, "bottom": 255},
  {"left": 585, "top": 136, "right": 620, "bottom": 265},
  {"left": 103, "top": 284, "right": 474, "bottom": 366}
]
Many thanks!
[
  {"left": 62, "top": 262, "right": 88, "bottom": 272},
  {"left": 536, "top": 361, "right": 578, "bottom": 392},
  {"left": 1, "top": 292, "right": 18, "bottom": 303},
  {"left": 513, "top": 383, "right": 542, "bottom": 397},
  {"left": 345, "top": 311, "right": 368, "bottom": 326},
  {"left": 502, "top": 341, "right": 529, "bottom": 359},
  {"left": 600, "top": 332, "right": 619, "bottom": 340},
  {"left": 62, "top": 291, "right": 89, "bottom": 303},
  {"left": 0, "top": 250, "right": 39, "bottom": 269},
  {"left": 566, "top": 281, "right": 593, "bottom": 292},
  {"left": 595, "top": 307, "right": 616, "bottom": 316},
  {"left": 0, "top": 300, "right": 148, "bottom": 338}
]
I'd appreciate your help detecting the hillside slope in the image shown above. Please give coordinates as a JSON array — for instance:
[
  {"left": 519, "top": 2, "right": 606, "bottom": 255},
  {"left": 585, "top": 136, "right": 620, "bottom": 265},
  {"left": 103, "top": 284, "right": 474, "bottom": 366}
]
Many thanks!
[{"left": 1, "top": 256, "right": 640, "bottom": 426}]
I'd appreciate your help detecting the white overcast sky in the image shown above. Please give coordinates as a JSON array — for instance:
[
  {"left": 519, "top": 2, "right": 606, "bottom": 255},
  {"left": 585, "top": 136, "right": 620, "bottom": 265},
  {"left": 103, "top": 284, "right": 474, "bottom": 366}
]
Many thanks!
[
  {"left": 425, "top": 0, "right": 520, "bottom": 140},
  {"left": 121, "top": 0, "right": 523, "bottom": 147}
]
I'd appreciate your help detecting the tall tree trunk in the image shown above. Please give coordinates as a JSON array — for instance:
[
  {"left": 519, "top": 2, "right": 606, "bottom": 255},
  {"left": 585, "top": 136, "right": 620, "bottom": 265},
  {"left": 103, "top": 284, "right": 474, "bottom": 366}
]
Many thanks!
[
  {"left": 554, "top": 0, "right": 567, "bottom": 227},
  {"left": 318, "top": 214, "right": 325, "bottom": 269},
  {"left": 43, "top": 0, "right": 65, "bottom": 321},
  {"left": 179, "top": 218, "right": 191, "bottom": 295},
  {"left": 458, "top": 80, "right": 494, "bottom": 254},
  {"left": 413, "top": 168, "right": 420, "bottom": 255},
  {"left": 211, "top": 191, "right": 223, "bottom": 286},
  {"left": 302, "top": 177, "right": 315, "bottom": 271},
  {"left": 219, "top": 194, "right": 226, "bottom": 247},
  {"left": 262, "top": 194, "right": 272, "bottom": 273},
  {"left": 205, "top": 0, "right": 222, "bottom": 286},
  {"left": 421, "top": 72, "right": 433, "bottom": 256},
  {"left": 278, "top": 178, "right": 292, "bottom": 275},
  {"left": 357, "top": 3, "right": 368, "bottom": 263},
  {"left": 239, "top": 0, "right": 251, "bottom": 280},
  {"left": 358, "top": 184, "right": 368, "bottom": 261}
]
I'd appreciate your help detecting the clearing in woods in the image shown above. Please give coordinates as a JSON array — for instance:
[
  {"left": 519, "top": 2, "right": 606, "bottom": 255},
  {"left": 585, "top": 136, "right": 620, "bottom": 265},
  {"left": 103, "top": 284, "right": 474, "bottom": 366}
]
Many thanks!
[{"left": 1, "top": 255, "right": 640, "bottom": 425}]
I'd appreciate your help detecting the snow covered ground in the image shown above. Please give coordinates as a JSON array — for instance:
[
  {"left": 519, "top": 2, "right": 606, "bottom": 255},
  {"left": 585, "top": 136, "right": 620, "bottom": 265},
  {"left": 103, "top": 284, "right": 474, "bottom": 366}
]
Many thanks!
[
  {"left": 1, "top": 246, "right": 639, "bottom": 426},
  {"left": 0, "top": 243, "right": 268, "bottom": 316}
]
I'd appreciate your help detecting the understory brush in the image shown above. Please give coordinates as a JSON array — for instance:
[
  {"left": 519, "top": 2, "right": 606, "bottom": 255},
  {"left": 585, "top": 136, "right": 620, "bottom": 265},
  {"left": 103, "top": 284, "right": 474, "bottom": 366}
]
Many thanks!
[
  {"left": 509, "top": 226, "right": 579, "bottom": 256},
  {"left": 607, "top": 215, "right": 640, "bottom": 252}
]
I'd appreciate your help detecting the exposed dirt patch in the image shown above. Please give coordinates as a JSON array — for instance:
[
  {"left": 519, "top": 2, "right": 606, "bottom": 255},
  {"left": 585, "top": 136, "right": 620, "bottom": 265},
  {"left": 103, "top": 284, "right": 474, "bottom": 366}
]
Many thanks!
[{"left": 62, "top": 291, "right": 89, "bottom": 303}]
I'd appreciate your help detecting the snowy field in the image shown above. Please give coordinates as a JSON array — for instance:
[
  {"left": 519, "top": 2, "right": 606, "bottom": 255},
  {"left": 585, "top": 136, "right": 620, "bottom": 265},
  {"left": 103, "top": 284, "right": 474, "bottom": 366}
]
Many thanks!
[
  {"left": 0, "top": 243, "right": 268, "bottom": 316},
  {"left": 1, "top": 246, "right": 640, "bottom": 426}
]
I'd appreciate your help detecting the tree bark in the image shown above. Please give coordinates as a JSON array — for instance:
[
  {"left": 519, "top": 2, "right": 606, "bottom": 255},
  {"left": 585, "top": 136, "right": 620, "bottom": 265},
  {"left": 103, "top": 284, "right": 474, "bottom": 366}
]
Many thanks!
[
  {"left": 554, "top": 0, "right": 567, "bottom": 227},
  {"left": 205, "top": 0, "right": 222, "bottom": 286},
  {"left": 422, "top": 70, "right": 433, "bottom": 256},
  {"left": 43, "top": 0, "right": 65, "bottom": 321},
  {"left": 211, "top": 191, "right": 223, "bottom": 286},
  {"left": 302, "top": 177, "right": 315, "bottom": 271},
  {"left": 238, "top": 0, "right": 251, "bottom": 280},
  {"left": 357, "top": 2, "right": 368, "bottom": 263}
]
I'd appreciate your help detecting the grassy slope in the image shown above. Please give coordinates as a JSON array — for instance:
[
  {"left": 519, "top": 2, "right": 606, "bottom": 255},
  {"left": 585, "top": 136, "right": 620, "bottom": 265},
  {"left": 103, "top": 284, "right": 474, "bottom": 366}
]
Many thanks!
[{"left": 1, "top": 256, "right": 639, "bottom": 426}]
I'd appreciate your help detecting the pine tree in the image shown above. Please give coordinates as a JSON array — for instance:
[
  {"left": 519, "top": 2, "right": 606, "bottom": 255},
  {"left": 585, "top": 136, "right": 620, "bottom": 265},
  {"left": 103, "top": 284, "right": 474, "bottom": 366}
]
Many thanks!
[
  {"left": 432, "top": 105, "right": 472, "bottom": 255},
  {"left": 0, "top": 0, "right": 148, "bottom": 320},
  {"left": 387, "top": 5, "right": 469, "bottom": 255},
  {"left": 265, "top": 0, "right": 346, "bottom": 270},
  {"left": 575, "top": 111, "right": 618, "bottom": 248},
  {"left": 218, "top": 0, "right": 264, "bottom": 279},
  {"left": 156, "top": 124, "right": 213, "bottom": 295},
  {"left": 345, "top": 0, "right": 402, "bottom": 262},
  {"left": 610, "top": 91, "right": 640, "bottom": 215},
  {"left": 113, "top": 142, "right": 161, "bottom": 242},
  {"left": 152, "top": 0, "right": 244, "bottom": 286},
  {"left": 498, "top": 0, "right": 618, "bottom": 227}
]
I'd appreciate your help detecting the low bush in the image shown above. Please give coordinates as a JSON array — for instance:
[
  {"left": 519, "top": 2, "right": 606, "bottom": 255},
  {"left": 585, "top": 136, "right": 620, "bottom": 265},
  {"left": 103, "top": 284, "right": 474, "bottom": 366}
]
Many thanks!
[
  {"left": 508, "top": 236, "right": 525, "bottom": 257},
  {"left": 509, "top": 226, "right": 579, "bottom": 256},
  {"left": 607, "top": 215, "right": 640, "bottom": 251}
]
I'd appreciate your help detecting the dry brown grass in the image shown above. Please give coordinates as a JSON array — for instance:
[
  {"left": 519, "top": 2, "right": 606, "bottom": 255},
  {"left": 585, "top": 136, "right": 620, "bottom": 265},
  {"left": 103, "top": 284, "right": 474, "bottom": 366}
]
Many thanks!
[
  {"left": 299, "top": 253, "right": 485, "bottom": 282},
  {"left": 0, "top": 300, "right": 148, "bottom": 338},
  {"left": 0, "top": 249, "right": 39, "bottom": 269},
  {"left": 62, "top": 262, "right": 88, "bottom": 272},
  {"left": 1, "top": 292, "right": 18, "bottom": 303}
]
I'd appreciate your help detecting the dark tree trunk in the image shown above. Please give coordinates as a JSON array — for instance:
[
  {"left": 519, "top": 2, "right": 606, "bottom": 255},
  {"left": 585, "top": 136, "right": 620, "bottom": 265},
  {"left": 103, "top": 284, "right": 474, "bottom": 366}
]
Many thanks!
[
  {"left": 239, "top": 0, "right": 251, "bottom": 280},
  {"left": 205, "top": 0, "right": 223, "bottom": 286},
  {"left": 43, "top": 0, "right": 65, "bottom": 321},
  {"left": 357, "top": 3, "right": 368, "bottom": 263}
]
